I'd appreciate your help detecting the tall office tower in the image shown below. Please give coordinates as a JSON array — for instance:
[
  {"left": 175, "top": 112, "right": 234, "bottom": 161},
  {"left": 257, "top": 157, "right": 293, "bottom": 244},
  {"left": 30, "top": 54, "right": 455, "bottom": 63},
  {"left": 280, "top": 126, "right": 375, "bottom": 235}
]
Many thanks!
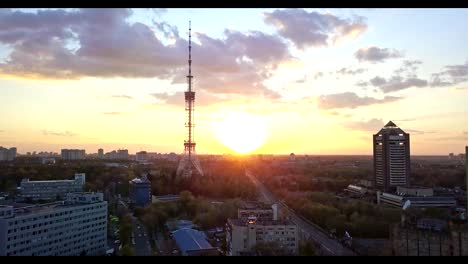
[
  {"left": 176, "top": 21, "right": 203, "bottom": 179},
  {"left": 373, "top": 121, "right": 410, "bottom": 192}
]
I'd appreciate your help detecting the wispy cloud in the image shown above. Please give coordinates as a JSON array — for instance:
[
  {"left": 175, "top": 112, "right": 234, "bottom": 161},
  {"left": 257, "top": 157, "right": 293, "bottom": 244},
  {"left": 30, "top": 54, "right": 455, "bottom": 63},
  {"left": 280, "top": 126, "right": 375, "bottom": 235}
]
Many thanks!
[
  {"left": 405, "top": 129, "right": 436, "bottom": 135},
  {"left": 336, "top": 67, "right": 367, "bottom": 76},
  {"left": 42, "top": 130, "right": 77, "bottom": 137},
  {"left": 111, "top": 95, "right": 133, "bottom": 99},
  {"left": 317, "top": 92, "right": 402, "bottom": 109},
  {"left": 355, "top": 46, "right": 403, "bottom": 63},
  {"left": 341, "top": 118, "right": 384, "bottom": 132}
]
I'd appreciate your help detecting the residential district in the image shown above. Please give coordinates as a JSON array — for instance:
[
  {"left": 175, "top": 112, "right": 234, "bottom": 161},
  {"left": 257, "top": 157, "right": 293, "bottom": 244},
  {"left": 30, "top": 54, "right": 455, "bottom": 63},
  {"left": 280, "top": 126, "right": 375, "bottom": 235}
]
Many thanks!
[{"left": 1, "top": 122, "right": 468, "bottom": 256}]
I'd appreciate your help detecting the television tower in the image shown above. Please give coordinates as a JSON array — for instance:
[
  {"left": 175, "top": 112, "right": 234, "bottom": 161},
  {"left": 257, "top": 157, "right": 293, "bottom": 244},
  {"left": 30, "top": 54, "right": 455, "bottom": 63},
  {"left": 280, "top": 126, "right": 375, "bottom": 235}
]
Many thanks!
[{"left": 176, "top": 21, "right": 204, "bottom": 178}]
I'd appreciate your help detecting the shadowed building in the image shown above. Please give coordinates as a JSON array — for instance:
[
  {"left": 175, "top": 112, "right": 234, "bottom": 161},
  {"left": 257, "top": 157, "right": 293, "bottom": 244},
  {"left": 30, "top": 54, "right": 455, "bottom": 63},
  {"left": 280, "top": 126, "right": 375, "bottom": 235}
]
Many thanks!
[
  {"left": 129, "top": 175, "right": 151, "bottom": 207},
  {"left": 373, "top": 121, "right": 410, "bottom": 192}
]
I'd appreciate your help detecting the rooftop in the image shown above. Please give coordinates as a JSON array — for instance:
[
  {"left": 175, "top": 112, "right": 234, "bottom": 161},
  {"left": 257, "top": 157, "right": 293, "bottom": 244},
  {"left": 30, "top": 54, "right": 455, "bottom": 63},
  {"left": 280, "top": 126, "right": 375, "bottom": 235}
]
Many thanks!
[
  {"left": 228, "top": 218, "right": 295, "bottom": 227},
  {"left": 376, "top": 120, "right": 407, "bottom": 135},
  {"left": 239, "top": 201, "right": 272, "bottom": 210},
  {"left": 172, "top": 228, "right": 216, "bottom": 255}
]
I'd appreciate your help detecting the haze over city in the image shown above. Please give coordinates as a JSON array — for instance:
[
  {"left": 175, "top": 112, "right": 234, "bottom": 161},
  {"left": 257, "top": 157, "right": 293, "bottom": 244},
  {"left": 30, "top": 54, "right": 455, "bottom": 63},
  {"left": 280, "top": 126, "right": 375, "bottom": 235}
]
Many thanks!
[{"left": 1, "top": 8, "right": 468, "bottom": 155}]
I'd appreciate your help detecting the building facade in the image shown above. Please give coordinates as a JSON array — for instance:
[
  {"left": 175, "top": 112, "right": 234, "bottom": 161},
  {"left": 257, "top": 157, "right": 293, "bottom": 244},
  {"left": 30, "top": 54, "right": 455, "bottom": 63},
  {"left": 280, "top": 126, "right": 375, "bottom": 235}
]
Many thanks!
[
  {"left": 0, "top": 147, "right": 17, "bottom": 161},
  {"left": 373, "top": 121, "right": 410, "bottom": 192},
  {"left": 136, "top": 151, "right": 148, "bottom": 162},
  {"left": 226, "top": 202, "right": 298, "bottom": 256},
  {"left": 98, "top": 149, "right": 104, "bottom": 159},
  {"left": 19, "top": 173, "right": 86, "bottom": 201},
  {"left": 377, "top": 192, "right": 456, "bottom": 208},
  {"left": 61, "top": 149, "right": 86, "bottom": 161},
  {"left": 392, "top": 223, "right": 468, "bottom": 256},
  {"left": 0, "top": 192, "right": 107, "bottom": 256},
  {"left": 129, "top": 175, "right": 151, "bottom": 207}
]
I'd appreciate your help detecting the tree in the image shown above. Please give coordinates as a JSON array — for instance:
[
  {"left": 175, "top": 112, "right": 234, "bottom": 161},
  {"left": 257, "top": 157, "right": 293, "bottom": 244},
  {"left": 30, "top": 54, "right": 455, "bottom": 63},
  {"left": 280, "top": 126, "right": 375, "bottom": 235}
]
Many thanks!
[
  {"left": 120, "top": 245, "right": 134, "bottom": 256},
  {"left": 253, "top": 241, "right": 287, "bottom": 256},
  {"left": 299, "top": 240, "right": 316, "bottom": 256}
]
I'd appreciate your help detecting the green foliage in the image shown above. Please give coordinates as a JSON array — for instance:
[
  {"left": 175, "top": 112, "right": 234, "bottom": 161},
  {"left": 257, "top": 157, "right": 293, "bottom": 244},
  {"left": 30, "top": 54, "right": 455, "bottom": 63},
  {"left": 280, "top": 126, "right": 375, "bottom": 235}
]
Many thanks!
[
  {"left": 119, "top": 214, "right": 133, "bottom": 246},
  {"left": 120, "top": 245, "right": 134, "bottom": 256},
  {"left": 299, "top": 240, "right": 316, "bottom": 256}
]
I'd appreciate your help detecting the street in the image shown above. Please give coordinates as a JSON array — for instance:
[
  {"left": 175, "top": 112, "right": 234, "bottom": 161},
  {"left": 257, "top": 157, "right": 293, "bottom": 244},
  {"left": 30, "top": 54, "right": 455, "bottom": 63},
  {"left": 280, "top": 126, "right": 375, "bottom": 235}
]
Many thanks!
[
  {"left": 131, "top": 216, "right": 152, "bottom": 256},
  {"left": 245, "top": 169, "right": 356, "bottom": 256}
]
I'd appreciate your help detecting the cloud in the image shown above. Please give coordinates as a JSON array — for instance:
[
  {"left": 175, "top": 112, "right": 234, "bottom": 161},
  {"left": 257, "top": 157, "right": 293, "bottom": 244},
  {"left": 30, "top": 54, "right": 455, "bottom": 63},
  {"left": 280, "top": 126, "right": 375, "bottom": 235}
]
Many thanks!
[
  {"left": 295, "top": 75, "right": 307, "bottom": 83},
  {"left": 314, "top": 72, "right": 324, "bottom": 79},
  {"left": 429, "top": 61, "right": 468, "bottom": 87},
  {"left": 354, "top": 46, "right": 403, "bottom": 63},
  {"left": 393, "top": 118, "right": 417, "bottom": 122},
  {"left": 317, "top": 92, "right": 402, "bottom": 109},
  {"left": 263, "top": 9, "right": 367, "bottom": 49},
  {"left": 356, "top": 80, "right": 368, "bottom": 87},
  {"left": 103, "top": 112, "right": 124, "bottom": 115},
  {"left": 0, "top": 8, "right": 292, "bottom": 100},
  {"left": 341, "top": 118, "right": 384, "bottom": 132},
  {"left": 395, "top": 60, "right": 422, "bottom": 75},
  {"left": 405, "top": 129, "right": 426, "bottom": 135},
  {"left": 42, "top": 130, "right": 77, "bottom": 137},
  {"left": 336, "top": 67, "right": 366, "bottom": 75},
  {"left": 435, "top": 132, "right": 468, "bottom": 141},
  {"left": 111, "top": 94, "right": 133, "bottom": 99},
  {"left": 370, "top": 75, "right": 428, "bottom": 93}
]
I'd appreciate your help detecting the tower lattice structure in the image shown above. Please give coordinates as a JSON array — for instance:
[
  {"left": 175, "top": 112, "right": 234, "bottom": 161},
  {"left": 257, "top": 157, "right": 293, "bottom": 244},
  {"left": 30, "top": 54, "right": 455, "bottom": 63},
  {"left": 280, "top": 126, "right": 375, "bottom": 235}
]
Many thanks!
[{"left": 177, "top": 21, "right": 204, "bottom": 178}]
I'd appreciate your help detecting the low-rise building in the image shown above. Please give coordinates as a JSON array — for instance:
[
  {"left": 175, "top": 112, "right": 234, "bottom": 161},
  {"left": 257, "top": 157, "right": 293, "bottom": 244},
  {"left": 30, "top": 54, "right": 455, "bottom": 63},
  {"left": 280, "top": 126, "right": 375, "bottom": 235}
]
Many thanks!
[
  {"left": 345, "top": 184, "right": 368, "bottom": 196},
  {"left": 377, "top": 192, "right": 456, "bottom": 208},
  {"left": 129, "top": 175, "right": 151, "bottom": 207},
  {"left": 0, "top": 192, "right": 107, "bottom": 256},
  {"left": 392, "top": 222, "right": 468, "bottom": 256},
  {"left": 19, "top": 173, "right": 86, "bottom": 202},
  {"left": 226, "top": 202, "right": 298, "bottom": 256},
  {"left": 172, "top": 228, "right": 219, "bottom": 256}
]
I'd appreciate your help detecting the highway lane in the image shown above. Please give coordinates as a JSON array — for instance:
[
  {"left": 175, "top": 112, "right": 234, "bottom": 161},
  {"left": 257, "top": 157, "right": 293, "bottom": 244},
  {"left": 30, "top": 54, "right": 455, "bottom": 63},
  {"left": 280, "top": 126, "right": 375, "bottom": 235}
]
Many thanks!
[{"left": 245, "top": 170, "right": 356, "bottom": 256}]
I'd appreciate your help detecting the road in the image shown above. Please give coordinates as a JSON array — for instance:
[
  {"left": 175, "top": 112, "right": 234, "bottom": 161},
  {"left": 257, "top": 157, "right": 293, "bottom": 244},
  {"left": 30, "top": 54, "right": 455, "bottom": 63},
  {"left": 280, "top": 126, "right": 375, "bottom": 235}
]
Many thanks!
[
  {"left": 131, "top": 216, "right": 152, "bottom": 256},
  {"left": 245, "top": 170, "right": 356, "bottom": 256}
]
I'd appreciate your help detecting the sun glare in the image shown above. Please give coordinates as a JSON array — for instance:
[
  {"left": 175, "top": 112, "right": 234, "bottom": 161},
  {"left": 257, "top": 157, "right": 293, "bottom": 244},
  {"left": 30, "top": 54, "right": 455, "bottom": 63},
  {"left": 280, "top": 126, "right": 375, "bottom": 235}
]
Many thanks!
[{"left": 212, "top": 111, "right": 268, "bottom": 154}]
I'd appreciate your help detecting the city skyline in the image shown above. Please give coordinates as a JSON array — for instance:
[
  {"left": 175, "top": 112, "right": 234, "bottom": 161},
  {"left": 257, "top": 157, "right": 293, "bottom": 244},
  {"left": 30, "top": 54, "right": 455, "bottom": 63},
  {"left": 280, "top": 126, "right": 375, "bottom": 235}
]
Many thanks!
[{"left": 1, "top": 8, "right": 468, "bottom": 155}]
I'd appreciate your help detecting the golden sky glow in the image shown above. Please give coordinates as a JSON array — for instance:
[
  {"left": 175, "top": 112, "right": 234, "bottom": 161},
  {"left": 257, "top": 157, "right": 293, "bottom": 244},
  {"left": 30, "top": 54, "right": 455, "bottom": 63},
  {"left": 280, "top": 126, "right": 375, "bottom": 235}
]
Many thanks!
[{"left": 0, "top": 9, "right": 468, "bottom": 155}]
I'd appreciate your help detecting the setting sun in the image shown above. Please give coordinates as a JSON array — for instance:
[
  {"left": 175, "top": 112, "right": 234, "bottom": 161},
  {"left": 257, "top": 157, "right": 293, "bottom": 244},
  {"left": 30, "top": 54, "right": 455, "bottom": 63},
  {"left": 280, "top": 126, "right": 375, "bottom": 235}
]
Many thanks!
[{"left": 212, "top": 112, "right": 268, "bottom": 154}]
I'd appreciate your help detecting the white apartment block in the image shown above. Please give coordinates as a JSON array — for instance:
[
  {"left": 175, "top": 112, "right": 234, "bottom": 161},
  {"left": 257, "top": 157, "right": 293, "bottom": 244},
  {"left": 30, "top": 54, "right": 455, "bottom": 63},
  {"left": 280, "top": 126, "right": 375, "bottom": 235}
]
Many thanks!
[
  {"left": 0, "top": 147, "right": 17, "bottom": 161},
  {"left": 61, "top": 149, "right": 86, "bottom": 161},
  {"left": 0, "top": 192, "right": 107, "bottom": 256},
  {"left": 19, "top": 173, "right": 86, "bottom": 201}
]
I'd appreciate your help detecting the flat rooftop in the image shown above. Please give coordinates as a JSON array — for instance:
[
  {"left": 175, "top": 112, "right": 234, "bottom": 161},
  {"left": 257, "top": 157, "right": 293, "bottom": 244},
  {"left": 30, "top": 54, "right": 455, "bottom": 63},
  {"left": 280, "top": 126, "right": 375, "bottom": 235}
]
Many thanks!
[
  {"left": 239, "top": 201, "right": 272, "bottom": 210},
  {"left": 228, "top": 218, "right": 295, "bottom": 227},
  {"left": 172, "top": 228, "right": 216, "bottom": 255}
]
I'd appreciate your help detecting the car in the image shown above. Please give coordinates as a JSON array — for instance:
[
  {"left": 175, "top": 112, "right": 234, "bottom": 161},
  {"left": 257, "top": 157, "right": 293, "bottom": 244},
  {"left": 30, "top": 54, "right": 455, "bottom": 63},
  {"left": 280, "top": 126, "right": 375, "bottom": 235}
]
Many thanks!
[{"left": 114, "top": 240, "right": 120, "bottom": 244}]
